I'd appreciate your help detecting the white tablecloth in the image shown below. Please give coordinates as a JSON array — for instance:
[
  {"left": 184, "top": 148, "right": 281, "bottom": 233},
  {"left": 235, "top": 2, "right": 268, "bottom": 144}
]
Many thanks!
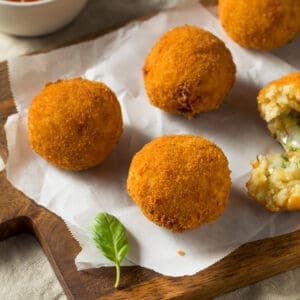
[{"left": 0, "top": 1, "right": 299, "bottom": 299}]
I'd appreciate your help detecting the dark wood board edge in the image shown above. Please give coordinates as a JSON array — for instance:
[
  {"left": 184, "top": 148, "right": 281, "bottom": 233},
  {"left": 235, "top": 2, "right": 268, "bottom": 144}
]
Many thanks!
[
  {"left": 0, "top": 170, "right": 161, "bottom": 300},
  {"left": 1, "top": 166, "right": 300, "bottom": 300}
]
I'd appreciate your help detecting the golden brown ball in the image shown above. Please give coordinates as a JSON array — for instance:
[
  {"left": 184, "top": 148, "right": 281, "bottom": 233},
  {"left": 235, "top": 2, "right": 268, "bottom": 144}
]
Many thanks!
[
  {"left": 28, "top": 78, "right": 123, "bottom": 170},
  {"left": 143, "top": 25, "right": 236, "bottom": 118},
  {"left": 219, "top": 0, "right": 300, "bottom": 50},
  {"left": 127, "top": 135, "right": 231, "bottom": 232}
]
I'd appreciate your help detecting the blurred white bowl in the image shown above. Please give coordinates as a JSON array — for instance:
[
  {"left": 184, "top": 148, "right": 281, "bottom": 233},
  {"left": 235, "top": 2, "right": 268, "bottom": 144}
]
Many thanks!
[{"left": 0, "top": 0, "right": 88, "bottom": 37}]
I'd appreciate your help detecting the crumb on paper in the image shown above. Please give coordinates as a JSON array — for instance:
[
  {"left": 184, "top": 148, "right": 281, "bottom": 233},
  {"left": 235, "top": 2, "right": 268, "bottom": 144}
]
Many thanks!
[{"left": 177, "top": 249, "right": 185, "bottom": 256}]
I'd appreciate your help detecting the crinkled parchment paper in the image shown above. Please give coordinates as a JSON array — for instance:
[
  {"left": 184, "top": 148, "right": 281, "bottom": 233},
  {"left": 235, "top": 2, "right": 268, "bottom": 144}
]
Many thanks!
[{"left": 5, "top": 0, "right": 300, "bottom": 276}]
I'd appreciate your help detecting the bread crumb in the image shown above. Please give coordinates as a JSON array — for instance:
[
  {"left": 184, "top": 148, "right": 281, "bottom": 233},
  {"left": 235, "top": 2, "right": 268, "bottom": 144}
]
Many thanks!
[{"left": 177, "top": 249, "right": 185, "bottom": 256}]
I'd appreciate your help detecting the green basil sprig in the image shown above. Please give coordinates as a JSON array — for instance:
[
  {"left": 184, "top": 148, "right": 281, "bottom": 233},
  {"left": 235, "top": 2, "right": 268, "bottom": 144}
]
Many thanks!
[{"left": 91, "top": 212, "right": 130, "bottom": 288}]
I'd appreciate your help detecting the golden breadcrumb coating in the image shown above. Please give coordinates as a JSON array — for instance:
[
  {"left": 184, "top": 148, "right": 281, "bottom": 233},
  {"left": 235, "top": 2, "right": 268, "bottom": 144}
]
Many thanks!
[
  {"left": 28, "top": 78, "right": 123, "bottom": 170},
  {"left": 247, "top": 152, "right": 300, "bottom": 211},
  {"left": 219, "top": 0, "right": 300, "bottom": 50},
  {"left": 127, "top": 135, "right": 231, "bottom": 232},
  {"left": 143, "top": 25, "right": 236, "bottom": 118},
  {"left": 258, "top": 72, "right": 300, "bottom": 152}
]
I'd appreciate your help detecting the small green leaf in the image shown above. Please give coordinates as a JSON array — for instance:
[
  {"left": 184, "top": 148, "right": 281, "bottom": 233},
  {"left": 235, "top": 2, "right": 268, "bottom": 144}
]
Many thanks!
[
  {"left": 280, "top": 154, "right": 290, "bottom": 169},
  {"left": 91, "top": 212, "right": 129, "bottom": 288}
]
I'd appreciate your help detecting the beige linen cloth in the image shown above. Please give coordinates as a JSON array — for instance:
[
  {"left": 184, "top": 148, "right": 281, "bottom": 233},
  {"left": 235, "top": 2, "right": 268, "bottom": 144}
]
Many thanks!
[{"left": 0, "top": 0, "right": 299, "bottom": 299}]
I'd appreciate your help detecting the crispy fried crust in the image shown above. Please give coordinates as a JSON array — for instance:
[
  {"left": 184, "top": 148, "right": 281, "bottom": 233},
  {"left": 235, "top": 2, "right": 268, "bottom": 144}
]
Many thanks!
[
  {"left": 219, "top": 0, "right": 300, "bottom": 50},
  {"left": 143, "top": 25, "right": 236, "bottom": 118},
  {"left": 127, "top": 135, "right": 231, "bottom": 232},
  {"left": 28, "top": 78, "right": 123, "bottom": 170}
]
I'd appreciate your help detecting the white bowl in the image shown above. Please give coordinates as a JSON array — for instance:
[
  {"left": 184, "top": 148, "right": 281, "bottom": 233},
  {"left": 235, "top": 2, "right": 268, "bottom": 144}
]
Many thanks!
[{"left": 0, "top": 0, "right": 88, "bottom": 37}]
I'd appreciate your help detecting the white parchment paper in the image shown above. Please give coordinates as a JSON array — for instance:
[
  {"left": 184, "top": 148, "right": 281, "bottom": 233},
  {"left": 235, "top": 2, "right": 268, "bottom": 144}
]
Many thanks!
[
  {"left": 0, "top": 156, "right": 4, "bottom": 172},
  {"left": 5, "top": 0, "right": 300, "bottom": 276}
]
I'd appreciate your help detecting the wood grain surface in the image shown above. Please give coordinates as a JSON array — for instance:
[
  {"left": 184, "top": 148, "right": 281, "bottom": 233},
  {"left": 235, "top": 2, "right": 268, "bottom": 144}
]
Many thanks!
[{"left": 1, "top": 23, "right": 300, "bottom": 300}]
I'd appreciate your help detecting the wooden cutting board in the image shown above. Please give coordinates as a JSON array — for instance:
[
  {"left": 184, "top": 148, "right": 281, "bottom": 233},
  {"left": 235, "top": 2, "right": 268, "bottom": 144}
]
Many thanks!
[{"left": 1, "top": 18, "right": 300, "bottom": 300}]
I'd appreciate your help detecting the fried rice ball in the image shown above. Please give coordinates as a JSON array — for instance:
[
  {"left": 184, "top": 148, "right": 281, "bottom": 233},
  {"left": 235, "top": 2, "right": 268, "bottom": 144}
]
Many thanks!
[
  {"left": 247, "top": 152, "right": 300, "bottom": 211},
  {"left": 127, "top": 135, "right": 231, "bottom": 232},
  {"left": 219, "top": 0, "right": 300, "bottom": 50},
  {"left": 257, "top": 72, "right": 300, "bottom": 152},
  {"left": 247, "top": 72, "right": 300, "bottom": 211},
  {"left": 28, "top": 78, "right": 123, "bottom": 170},
  {"left": 143, "top": 25, "right": 236, "bottom": 118}
]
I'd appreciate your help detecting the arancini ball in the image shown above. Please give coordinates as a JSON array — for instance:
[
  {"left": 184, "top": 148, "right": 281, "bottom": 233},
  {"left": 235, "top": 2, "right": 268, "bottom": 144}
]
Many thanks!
[
  {"left": 143, "top": 25, "right": 236, "bottom": 118},
  {"left": 28, "top": 78, "right": 123, "bottom": 170},
  {"left": 247, "top": 72, "right": 300, "bottom": 212},
  {"left": 219, "top": 0, "right": 300, "bottom": 50},
  {"left": 127, "top": 135, "right": 231, "bottom": 232}
]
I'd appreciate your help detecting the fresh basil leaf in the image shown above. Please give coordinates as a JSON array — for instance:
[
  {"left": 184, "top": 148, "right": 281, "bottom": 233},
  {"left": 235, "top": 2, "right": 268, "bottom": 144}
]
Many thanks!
[{"left": 91, "top": 212, "right": 129, "bottom": 288}]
